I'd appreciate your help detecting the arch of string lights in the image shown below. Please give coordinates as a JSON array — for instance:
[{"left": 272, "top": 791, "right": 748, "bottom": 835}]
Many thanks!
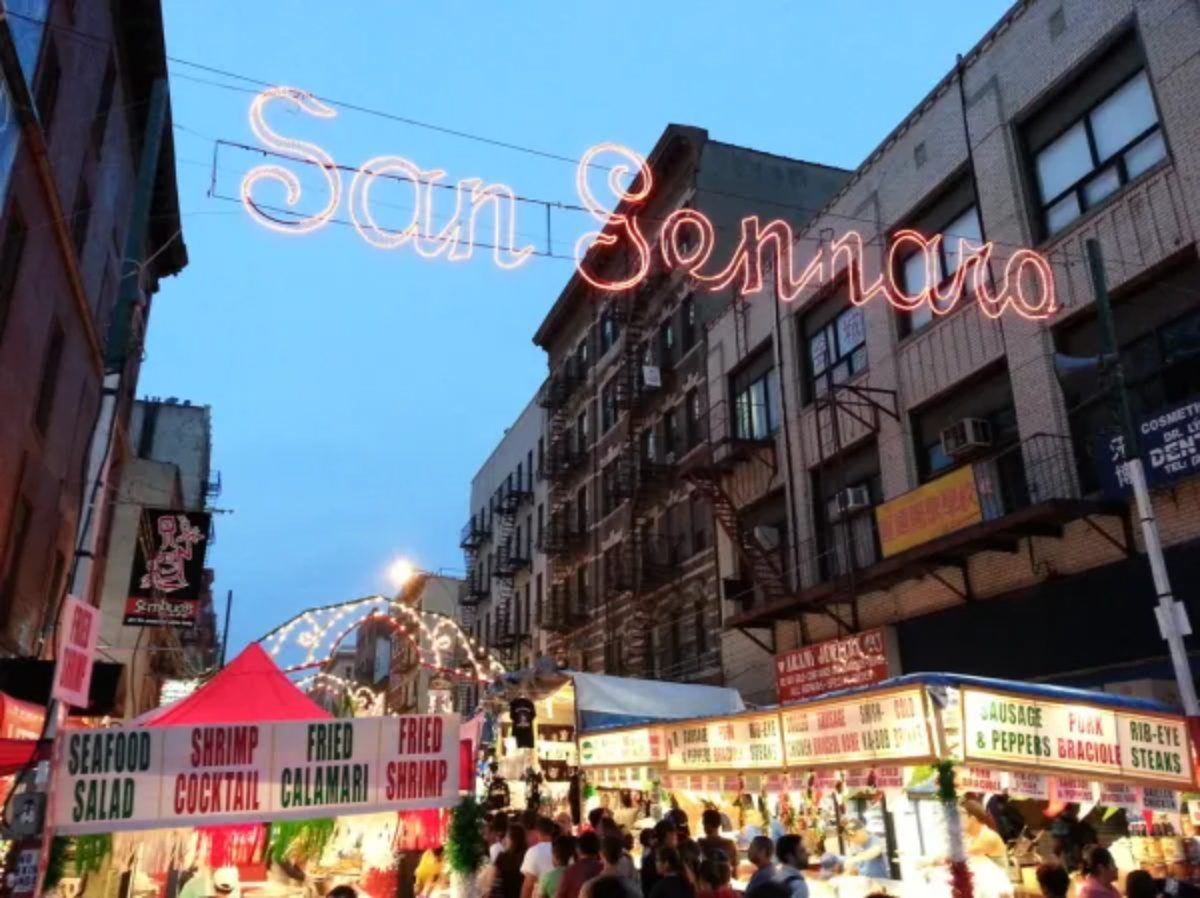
[
  {"left": 297, "top": 671, "right": 385, "bottom": 715},
  {"left": 258, "top": 594, "right": 505, "bottom": 683}
]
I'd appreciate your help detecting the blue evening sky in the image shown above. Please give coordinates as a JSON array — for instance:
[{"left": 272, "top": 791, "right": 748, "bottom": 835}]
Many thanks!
[{"left": 142, "top": 1, "right": 1012, "bottom": 654}]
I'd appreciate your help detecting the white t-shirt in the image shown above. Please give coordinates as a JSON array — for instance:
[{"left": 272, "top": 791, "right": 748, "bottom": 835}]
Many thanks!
[
  {"left": 521, "top": 842, "right": 556, "bottom": 880},
  {"left": 490, "top": 842, "right": 504, "bottom": 862}
]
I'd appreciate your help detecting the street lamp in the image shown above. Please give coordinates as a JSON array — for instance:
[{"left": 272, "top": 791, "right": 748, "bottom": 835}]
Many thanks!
[{"left": 387, "top": 557, "right": 415, "bottom": 592}]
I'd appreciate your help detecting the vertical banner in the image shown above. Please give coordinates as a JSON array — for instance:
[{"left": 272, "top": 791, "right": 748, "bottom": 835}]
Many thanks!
[
  {"left": 52, "top": 597, "right": 100, "bottom": 709},
  {"left": 124, "top": 509, "right": 211, "bottom": 628}
]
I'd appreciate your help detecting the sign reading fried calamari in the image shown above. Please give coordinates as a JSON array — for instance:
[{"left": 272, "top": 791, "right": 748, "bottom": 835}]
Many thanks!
[
  {"left": 239, "top": 87, "right": 1057, "bottom": 321},
  {"left": 51, "top": 715, "right": 459, "bottom": 835}
]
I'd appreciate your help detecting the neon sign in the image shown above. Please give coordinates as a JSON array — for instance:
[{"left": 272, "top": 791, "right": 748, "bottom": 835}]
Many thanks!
[{"left": 240, "top": 87, "right": 1057, "bottom": 319}]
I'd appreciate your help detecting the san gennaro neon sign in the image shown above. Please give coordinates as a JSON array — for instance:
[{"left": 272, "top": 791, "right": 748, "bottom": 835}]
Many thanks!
[{"left": 241, "top": 87, "right": 1057, "bottom": 320}]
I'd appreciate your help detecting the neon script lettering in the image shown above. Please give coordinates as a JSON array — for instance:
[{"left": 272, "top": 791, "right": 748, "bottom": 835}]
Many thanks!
[{"left": 241, "top": 88, "right": 1056, "bottom": 320}]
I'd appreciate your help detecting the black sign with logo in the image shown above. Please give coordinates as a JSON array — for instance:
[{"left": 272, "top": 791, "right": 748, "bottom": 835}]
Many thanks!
[
  {"left": 510, "top": 697, "right": 536, "bottom": 748},
  {"left": 124, "top": 509, "right": 211, "bottom": 628},
  {"left": 1095, "top": 398, "right": 1200, "bottom": 497}
]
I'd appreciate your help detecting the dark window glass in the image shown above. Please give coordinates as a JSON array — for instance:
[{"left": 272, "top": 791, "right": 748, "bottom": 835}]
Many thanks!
[
  {"left": 34, "top": 322, "right": 64, "bottom": 433},
  {"left": 663, "top": 408, "right": 679, "bottom": 456},
  {"left": 681, "top": 295, "right": 697, "bottom": 351},
  {"left": 898, "top": 205, "right": 983, "bottom": 335},
  {"left": 35, "top": 39, "right": 60, "bottom": 141},
  {"left": 806, "top": 305, "right": 867, "bottom": 402},
  {"left": 0, "top": 206, "right": 28, "bottom": 342}
]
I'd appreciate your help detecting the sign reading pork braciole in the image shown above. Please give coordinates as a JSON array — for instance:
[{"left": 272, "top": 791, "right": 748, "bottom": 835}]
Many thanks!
[
  {"left": 961, "top": 688, "right": 1194, "bottom": 789},
  {"left": 51, "top": 715, "right": 459, "bottom": 835}
]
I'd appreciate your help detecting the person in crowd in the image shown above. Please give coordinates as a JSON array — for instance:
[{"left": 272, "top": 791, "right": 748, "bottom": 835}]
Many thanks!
[
  {"left": 1124, "top": 871, "right": 1158, "bottom": 898},
  {"left": 1051, "top": 804, "right": 1097, "bottom": 870},
  {"left": 668, "top": 810, "right": 691, "bottom": 841},
  {"left": 643, "top": 820, "right": 676, "bottom": 897},
  {"left": 649, "top": 847, "right": 694, "bottom": 898},
  {"left": 557, "top": 812, "right": 576, "bottom": 836},
  {"left": 842, "top": 820, "right": 888, "bottom": 880},
  {"left": 774, "top": 835, "right": 808, "bottom": 898},
  {"left": 492, "top": 823, "right": 530, "bottom": 898},
  {"left": 582, "top": 836, "right": 642, "bottom": 898},
  {"left": 414, "top": 846, "right": 445, "bottom": 898},
  {"left": 746, "top": 837, "right": 777, "bottom": 894},
  {"left": 597, "top": 819, "right": 639, "bottom": 887},
  {"left": 490, "top": 816, "right": 511, "bottom": 863},
  {"left": 588, "top": 808, "right": 611, "bottom": 832},
  {"left": 697, "top": 810, "right": 738, "bottom": 866},
  {"left": 540, "top": 835, "right": 577, "bottom": 898},
  {"left": 962, "top": 800, "right": 1007, "bottom": 869},
  {"left": 696, "top": 857, "right": 735, "bottom": 898},
  {"left": 985, "top": 792, "right": 1025, "bottom": 844},
  {"left": 557, "top": 832, "right": 605, "bottom": 898},
  {"left": 523, "top": 818, "right": 561, "bottom": 898},
  {"left": 1034, "top": 862, "right": 1070, "bottom": 898},
  {"left": 746, "top": 880, "right": 790, "bottom": 898},
  {"left": 678, "top": 840, "right": 702, "bottom": 890},
  {"left": 1077, "top": 845, "right": 1121, "bottom": 898},
  {"left": 816, "top": 853, "right": 841, "bottom": 882},
  {"left": 592, "top": 878, "right": 638, "bottom": 898},
  {"left": 328, "top": 887, "right": 357, "bottom": 898}
]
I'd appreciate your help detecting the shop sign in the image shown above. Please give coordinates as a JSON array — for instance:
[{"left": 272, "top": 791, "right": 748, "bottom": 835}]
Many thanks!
[
  {"left": 53, "top": 596, "right": 99, "bottom": 709},
  {"left": 775, "top": 628, "right": 896, "bottom": 703},
  {"left": 1099, "top": 782, "right": 1140, "bottom": 813},
  {"left": 722, "top": 775, "right": 742, "bottom": 793},
  {"left": 1142, "top": 787, "right": 1178, "bottom": 813},
  {"left": 958, "top": 767, "right": 1003, "bottom": 793},
  {"left": 50, "top": 714, "right": 459, "bottom": 836},
  {"left": 961, "top": 688, "right": 1194, "bottom": 788},
  {"left": 765, "top": 774, "right": 785, "bottom": 793},
  {"left": 781, "top": 687, "right": 933, "bottom": 768},
  {"left": 875, "top": 465, "right": 982, "bottom": 558},
  {"left": 1008, "top": 772, "right": 1050, "bottom": 800},
  {"left": 845, "top": 767, "right": 906, "bottom": 791},
  {"left": 666, "top": 714, "right": 783, "bottom": 771},
  {"left": 580, "top": 727, "right": 664, "bottom": 767},
  {"left": 1096, "top": 398, "right": 1200, "bottom": 497},
  {"left": 1053, "top": 778, "right": 1096, "bottom": 804},
  {"left": 124, "top": 509, "right": 211, "bottom": 628}
]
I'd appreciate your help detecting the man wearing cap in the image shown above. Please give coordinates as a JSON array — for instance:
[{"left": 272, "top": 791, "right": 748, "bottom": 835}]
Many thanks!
[{"left": 842, "top": 821, "right": 888, "bottom": 880}]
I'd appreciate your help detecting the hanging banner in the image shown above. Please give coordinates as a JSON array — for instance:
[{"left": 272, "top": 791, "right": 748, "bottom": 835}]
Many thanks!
[
  {"left": 665, "top": 713, "right": 783, "bottom": 771},
  {"left": 52, "top": 596, "right": 100, "bottom": 709},
  {"left": 1142, "top": 788, "right": 1179, "bottom": 813},
  {"left": 124, "top": 509, "right": 211, "bottom": 628},
  {"left": 1007, "top": 771, "right": 1050, "bottom": 801},
  {"left": 1053, "top": 778, "right": 1097, "bottom": 804},
  {"left": 780, "top": 687, "right": 934, "bottom": 768},
  {"left": 875, "top": 465, "right": 982, "bottom": 558},
  {"left": 958, "top": 767, "right": 1004, "bottom": 793},
  {"left": 580, "top": 727, "right": 664, "bottom": 766},
  {"left": 774, "top": 628, "right": 897, "bottom": 703},
  {"left": 961, "top": 687, "right": 1194, "bottom": 788},
  {"left": 50, "top": 715, "right": 459, "bottom": 836},
  {"left": 1099, "top": 782, "right": 1140, "bottom": 813}
]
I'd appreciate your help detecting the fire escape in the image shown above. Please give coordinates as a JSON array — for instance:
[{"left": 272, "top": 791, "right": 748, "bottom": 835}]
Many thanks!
[
  {"left": 538, "top": 354, "right": 589, "bottom": 648},
  {"left": 490, "top": 478, "right": 532, "bottom": 668}
]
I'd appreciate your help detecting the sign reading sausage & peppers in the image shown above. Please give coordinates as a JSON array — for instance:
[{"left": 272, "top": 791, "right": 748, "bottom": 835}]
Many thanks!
[{"left": 51, "top": 715, "right": 458, "bottom": 835}]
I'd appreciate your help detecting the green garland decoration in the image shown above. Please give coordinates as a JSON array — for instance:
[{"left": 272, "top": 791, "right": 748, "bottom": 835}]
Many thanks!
[
  {"left": 74, "top": 834, "right": 112, "bottom": 876},
  {"left": 935, "top": 760, "right": 957, "bottom": 803},
  {"left": 267, "top": 818, "right": 336, "bottom": 864},
  {"left": 44, "top": 837, "right": 69, "bottom": 891},
  {"left": 447, "top": 795, "right": 488, "bottom": 875}
]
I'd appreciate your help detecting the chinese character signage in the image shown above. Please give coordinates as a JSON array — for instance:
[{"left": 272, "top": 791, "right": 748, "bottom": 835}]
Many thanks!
[
  {"left": 1095, "top": 398, "right": 1200, "bottom": 497},
  {"left": 961, "top": 688, "right": 1193, "bottom": 788},
  {"left": 874, "top": 465, "right": 982, "bottom": 558},
  {"left": 780, "top": 687, "right": 934, "bottom": 768},
  {"left": 775, "top": 628, "right": 896, "bottom": 703},
  {"left": 124, "top": 509, "right": 211, "bottom": 628},
  {"left": 51, "top": 715, "right": 459, "bottom": 835},
  {"left": 52, "top": 596, "right": 99, "bottom": 708},
  {"left": 666, "top": 714, "right": 783, "bottom": 771}
]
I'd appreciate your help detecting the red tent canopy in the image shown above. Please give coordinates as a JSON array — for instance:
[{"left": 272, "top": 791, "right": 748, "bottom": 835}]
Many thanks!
[{"left": 137, "top": 643, "right": 331, "bottom": 726}]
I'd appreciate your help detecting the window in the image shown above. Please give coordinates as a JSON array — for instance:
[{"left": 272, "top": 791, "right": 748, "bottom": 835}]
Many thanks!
[
  {"left": 577, "top": 334, "right": 590, "bottom": 371},
  {"left": 576, "top": 409, "right": 589, "bottom": 451},
  {"left": 690, "top": 492, "right": 711, "bottom": 552},
  {"left": 522, "top": 583, "right": 531, "bottom": 635},
  {"left": 525, "top": 514, "right": 532, "bottom": 556},
  {"left": 732, "top": 347, "right": 779, "bottom": 440},
  {"left": 516, "top": 462, "right": 523, "bottom": 493},
  {"left": 535, "top": 574, "right": 544, "bottom": 625},
  {"left": 0, "top": 205, "right": 28, "bottom": 342},
  {"left": 694, "top": 601, "right": 708, "bottom": 655},
  {"left": 898, "top": 203, "right": 983, "bottom": 334},
  {"left": 912, "top": 366, "right": 1018, "bottom": 481},
  {"left": 537, "top": 437, "right": 544, "bottom": 475},
  {"left": 1025, "top": 47, "right": 1166, "bottom": 237},
  {"left": 71, "top": 173, "right": 92, "bottom": 255},
  {"left": 0, "top": 497, "right": 32, "bottom": 625},
  {"left": 602, "top": 462, "right": 620, "bottom": 516},
  {"left": 576, "top": 484, "right": 588, "bottom": 532},
  {"left": 601, "top": 379, "right": 618, "bottom": 432},
  {"left": 659, "top": 320, "right": 676, "bottom": 368},
  {"left": 576, "top": 564, "right": 590, "bottom": 608},
  {"left": 536, "top": 504, "right": 544, "bottom": 546},
  {"left": 600, "top": 310, "right": 620, "bottom": 354},
  {"left": 35, "top": 39, "right": 60, "bottom": 140},
  {"left": 640, "top": 426, "right": 657, "bottom": 463},
  {"left": 663, "top": 408, "right": 679, "bottom": 457},
  {"left": 34, "top": 322, "right": 64, "bottom": 434},
  {"left": 685, "top": 389, "right": 703, "bottom": 448},
  {"left": 681, "top": 294, "right": 697, "bottom": 352},
  {"left": 804, "top": 298, "right": 866, "bottom": 402},
  {"left": 92, "top": 56, "right": 116, "bottom": 156},
  {"left": 526, "top": 450, "right": 533, "bottom": 488}
]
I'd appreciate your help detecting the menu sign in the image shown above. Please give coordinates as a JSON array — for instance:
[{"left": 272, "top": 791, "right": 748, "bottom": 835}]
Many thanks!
[
  {"left": 781, "top": 687, "right": 933, "bottom": 768},
  {"left": 961, "top": 688, "right": 1193, "bottom": 788},
  {"left": 52, "top": 715, "right": 459, "bottom": 835},
  {"left": 774, "top": 628, "right": 895, "bottom": 703},
  {"left": 666, "top": 714, "right": 783, "bottom": 771},
  {"left": 580, "top": 728, "right": 664, "bottom": 767}
]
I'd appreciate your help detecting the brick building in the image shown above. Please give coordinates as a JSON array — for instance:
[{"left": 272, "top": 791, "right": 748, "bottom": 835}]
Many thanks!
[
  {"left": 706, "top": 0, "right": 1200, "bottom": 699},
  {"left": 0, "top": 0, "right": 186, "bottom": 657}
]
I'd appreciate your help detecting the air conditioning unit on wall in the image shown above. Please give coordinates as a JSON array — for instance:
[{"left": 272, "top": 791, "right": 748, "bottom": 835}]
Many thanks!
[
  {"left": 940, "top": 417, "right": 993, "bottom": 458},
  {"left": 829, "top": 485, "right": 871, "bottom": 521}
]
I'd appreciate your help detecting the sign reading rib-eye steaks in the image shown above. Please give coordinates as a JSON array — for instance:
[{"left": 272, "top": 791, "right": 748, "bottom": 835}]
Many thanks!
[{"left": 124, "top": 509, "right": 211, "bottom": 628}]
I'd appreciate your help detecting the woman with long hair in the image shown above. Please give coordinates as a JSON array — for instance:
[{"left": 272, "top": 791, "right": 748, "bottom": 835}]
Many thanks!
[{"left": 490, "top": 822, "right": 530, "bottom": 898}]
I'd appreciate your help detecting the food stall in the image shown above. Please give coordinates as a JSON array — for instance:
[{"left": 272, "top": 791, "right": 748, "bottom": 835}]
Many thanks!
[{"left": 39, "top": 645, "right": 463, "bottom": 898}]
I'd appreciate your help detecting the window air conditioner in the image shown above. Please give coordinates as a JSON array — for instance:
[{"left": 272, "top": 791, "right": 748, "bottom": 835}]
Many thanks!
[
  {"left": 940, "top": 418, "right": 993, "bottom": 458},
  {"left": 642, "top": 365, "right": 662, "bottom": 389},
  {"left": 829, "top": 485, "right": 871, "bottom": 521}
]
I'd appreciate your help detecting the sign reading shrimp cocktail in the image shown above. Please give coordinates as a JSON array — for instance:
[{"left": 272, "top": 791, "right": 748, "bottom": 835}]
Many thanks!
[
  {"left": 961, "top": 688, "right": 1193, "bottom": 788},
  {"left": 51, "top": 715, "right": 459, "bottom": 835}
]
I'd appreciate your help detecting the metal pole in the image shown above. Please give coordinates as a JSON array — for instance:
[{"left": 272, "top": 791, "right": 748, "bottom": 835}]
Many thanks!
[
  {"left": 1085, "top": 239, "right": 1199, "bottom": 716},
  {"left": 220, "top": 589, "right": 233, "bottom": 667}
]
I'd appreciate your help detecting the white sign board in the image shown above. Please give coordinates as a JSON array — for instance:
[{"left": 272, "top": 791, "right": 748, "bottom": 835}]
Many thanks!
[
  {"left": 580, "top": 728, "right": 664, "bottom": 767},
  {"left": 780, "top": 687, "right": 934, "bottom": 768},
  {"left": 665, "top": 714, "right": 783, "bottom": 771},
  {"left": 52, "top": 596, "right": 99, "bottom": 709},
  {"left": 51, "top": 715, "right": 459, "bottom": 835}
]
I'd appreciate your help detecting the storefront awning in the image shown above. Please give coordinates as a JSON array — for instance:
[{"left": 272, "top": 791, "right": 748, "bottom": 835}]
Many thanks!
[{"left": 569, "top": 671, "right": 744, "bottom": 731}]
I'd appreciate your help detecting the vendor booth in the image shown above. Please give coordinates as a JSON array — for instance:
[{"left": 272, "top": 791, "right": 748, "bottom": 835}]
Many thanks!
[{"left": 38, "top": 645, "right": 463, "bottom": 898}]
